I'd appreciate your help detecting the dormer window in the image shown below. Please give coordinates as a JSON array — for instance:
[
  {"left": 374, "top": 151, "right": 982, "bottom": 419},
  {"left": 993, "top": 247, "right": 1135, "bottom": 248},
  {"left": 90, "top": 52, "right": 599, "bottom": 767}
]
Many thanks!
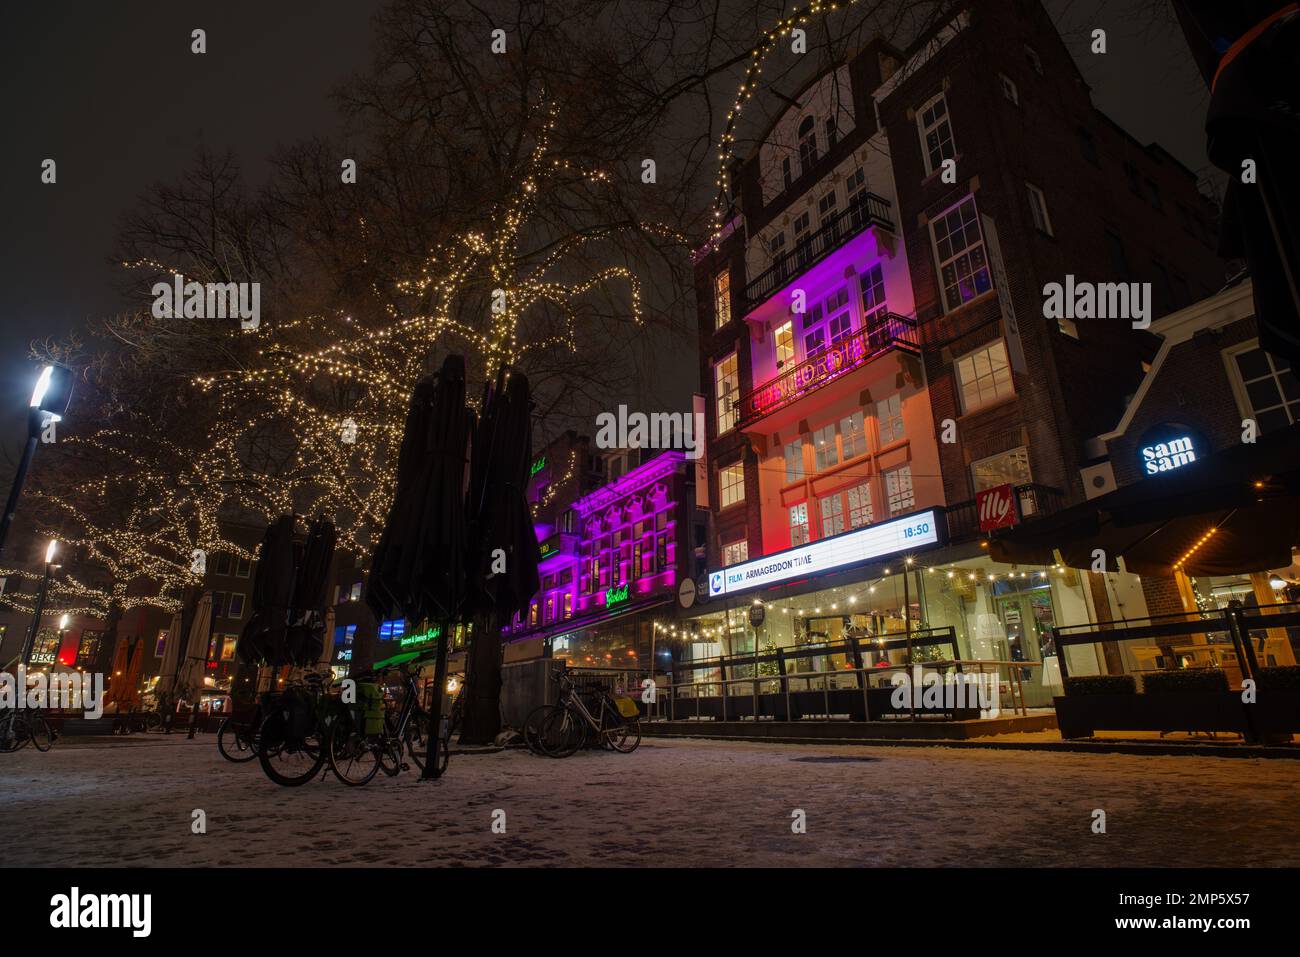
[{"left": 798, "top": 116, "right": 819, "bottom": 176}]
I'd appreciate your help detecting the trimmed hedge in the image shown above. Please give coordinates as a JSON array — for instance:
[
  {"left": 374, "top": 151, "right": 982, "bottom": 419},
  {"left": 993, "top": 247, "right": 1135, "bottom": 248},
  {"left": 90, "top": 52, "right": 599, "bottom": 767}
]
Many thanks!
[
  {"left": 1064, "top": 674, "right": 1136, "bottom": 696},
  {"left": 1141, "top": 669, "right": 1229, "bottom": 694},
  {"left": 1257, "top": 665, "right": 1300, "bottom": 692}
]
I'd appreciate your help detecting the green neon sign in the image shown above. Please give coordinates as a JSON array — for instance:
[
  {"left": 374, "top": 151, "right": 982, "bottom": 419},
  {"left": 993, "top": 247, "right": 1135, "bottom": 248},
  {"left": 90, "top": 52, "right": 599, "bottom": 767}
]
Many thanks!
[
  {"left": 605, "top": 584, "right": 629, "bottom": 607},
  {"left": 529, "top": 456, "right": 547, "bottom": 477},
  {"left": 400, "top": 624, "right": 442, "bottom": 648}
]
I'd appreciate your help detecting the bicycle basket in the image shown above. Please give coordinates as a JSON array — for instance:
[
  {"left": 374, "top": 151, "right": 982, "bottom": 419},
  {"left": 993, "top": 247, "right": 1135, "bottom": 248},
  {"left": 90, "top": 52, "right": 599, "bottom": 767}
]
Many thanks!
[
  {"left": 613, "top": 695, "right": 640, "bottom": 720},
  {"left": 351, "top": 682, "right": 386, "bottom": 736}
]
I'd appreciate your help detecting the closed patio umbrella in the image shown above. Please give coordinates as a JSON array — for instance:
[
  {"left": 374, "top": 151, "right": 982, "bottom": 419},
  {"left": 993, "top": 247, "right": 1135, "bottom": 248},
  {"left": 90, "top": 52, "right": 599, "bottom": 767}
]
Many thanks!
[
  {"left": 119, "top": 637, "right": 145, "bottom": 711},
  {"left": 153, "top": 611, "right": 184, "bottom": 704},
  {"left": 237, "top": 516, "right": 297, "bottom": 667},
  {"left": 102, "top": 636, "right": 131, "bottom": 710},
  {"left": 176, "top": 592, "right": 214, "bottom": 704}
]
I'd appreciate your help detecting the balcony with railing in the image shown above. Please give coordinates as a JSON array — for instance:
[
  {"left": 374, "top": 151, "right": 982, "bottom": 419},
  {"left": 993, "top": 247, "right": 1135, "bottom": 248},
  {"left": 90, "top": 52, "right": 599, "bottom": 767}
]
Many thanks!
[
  {"left": 944, "top": 484, "right": 1067, "bottom": 541},
  {"left": 736, "top": 313, "right": 919, "bottom": 428},
  {"left": 745, "top": 193, "right": 894, "bottom": 310}
]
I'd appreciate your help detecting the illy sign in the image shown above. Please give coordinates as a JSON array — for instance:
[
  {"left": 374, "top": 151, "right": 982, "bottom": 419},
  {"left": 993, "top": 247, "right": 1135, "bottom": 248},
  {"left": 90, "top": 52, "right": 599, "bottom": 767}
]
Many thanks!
[{"left": 977, "top": 484, "right": 1019, "bottom": 532}]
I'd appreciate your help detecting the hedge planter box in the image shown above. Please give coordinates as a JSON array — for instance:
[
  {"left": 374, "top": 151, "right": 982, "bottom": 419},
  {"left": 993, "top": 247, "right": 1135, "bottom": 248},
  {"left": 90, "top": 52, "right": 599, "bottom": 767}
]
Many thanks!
[{"left": 1054, "top": 692, "right": 1255, "bottom": 740}]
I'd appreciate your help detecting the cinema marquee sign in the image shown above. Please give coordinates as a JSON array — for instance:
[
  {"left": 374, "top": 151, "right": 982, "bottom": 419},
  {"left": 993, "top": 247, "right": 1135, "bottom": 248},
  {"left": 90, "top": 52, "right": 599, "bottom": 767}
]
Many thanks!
[
  {"left": 1138, "top": 424, "right": 1204, "bottom": 476},
  {"left": 708, "top": 509, "right": 945, "bottom": 597}
]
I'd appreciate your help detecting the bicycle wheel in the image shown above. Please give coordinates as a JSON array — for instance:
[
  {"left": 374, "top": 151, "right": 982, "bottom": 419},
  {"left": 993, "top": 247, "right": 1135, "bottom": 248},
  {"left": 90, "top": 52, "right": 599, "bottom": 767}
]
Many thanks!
[
  {"left": 605, "top": 718, "right": 641, "bottom": 754},
  {"left": 539, "top": 705, "right": 583, "bottom": 758},
  {"left": 256, "top": 712, "right": 326, "bottom": 787},
  {"left": 327, "top": 718, "right": 381, "bottom": 786},
  {"left": 144, "top": 711, "right": 163, "bottom": 733},
  {"left": 29, "top": 715, "right": 53, "bottom": 752},
  {"left": 404, "top": 710, "right": 431, "bottom": 771},
  {"left": 523, "top": 705, "right": 551, "bottom": 755},
  {"left": 216, "top": 718, "right": 258, "bottom": 763},
  {"left": 0, "top": 715, "right": 25, "bottom": 753}
]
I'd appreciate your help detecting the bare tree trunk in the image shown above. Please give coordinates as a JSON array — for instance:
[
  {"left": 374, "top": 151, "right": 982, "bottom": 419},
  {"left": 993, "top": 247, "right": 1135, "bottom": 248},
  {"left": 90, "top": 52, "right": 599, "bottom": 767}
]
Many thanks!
[{"left": 458, "top": 613, "right": 502, "bottom": 745}]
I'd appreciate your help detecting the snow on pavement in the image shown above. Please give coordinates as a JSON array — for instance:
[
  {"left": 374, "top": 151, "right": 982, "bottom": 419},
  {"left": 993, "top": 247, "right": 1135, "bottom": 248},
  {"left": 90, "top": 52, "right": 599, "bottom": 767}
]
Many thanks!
[{"left": 0, "top": 735, "right": 1296, "bottom": 867}]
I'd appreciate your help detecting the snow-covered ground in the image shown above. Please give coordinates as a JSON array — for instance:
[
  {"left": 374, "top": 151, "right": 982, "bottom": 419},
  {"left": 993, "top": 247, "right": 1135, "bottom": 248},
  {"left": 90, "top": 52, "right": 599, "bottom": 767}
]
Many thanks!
[{"left": 0, "top": 735, "right": 1296, "bottom": 867}]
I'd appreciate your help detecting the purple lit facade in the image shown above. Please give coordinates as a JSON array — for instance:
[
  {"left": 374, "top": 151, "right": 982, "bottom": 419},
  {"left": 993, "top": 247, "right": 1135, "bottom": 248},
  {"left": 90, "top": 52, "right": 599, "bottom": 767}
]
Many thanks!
[{"left": 505, "top": 448, "right": 692, "bottom": 668}]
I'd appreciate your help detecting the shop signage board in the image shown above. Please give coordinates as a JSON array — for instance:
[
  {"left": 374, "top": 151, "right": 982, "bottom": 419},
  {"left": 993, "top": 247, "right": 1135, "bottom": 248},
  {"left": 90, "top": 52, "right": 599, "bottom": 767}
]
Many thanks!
[
  {"left": 605, "top": 583, "right": 630, "bottom": 608},
  {"left": 708, "top": 509, "right": 944, "bottom": 598},
  {"left": 977, "top": 483, "right": 1019, "bottom": 531}
]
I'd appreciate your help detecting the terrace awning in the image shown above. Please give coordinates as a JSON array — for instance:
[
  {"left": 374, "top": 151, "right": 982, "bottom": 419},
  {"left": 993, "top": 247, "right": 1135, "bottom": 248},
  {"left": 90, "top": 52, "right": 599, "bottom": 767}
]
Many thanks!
[{"left": 990, "top": 423, "right": 1300, "bottom": 576}]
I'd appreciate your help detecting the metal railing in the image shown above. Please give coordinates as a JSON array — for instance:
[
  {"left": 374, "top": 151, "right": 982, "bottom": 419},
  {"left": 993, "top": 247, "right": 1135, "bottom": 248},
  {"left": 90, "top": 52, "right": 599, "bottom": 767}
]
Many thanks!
[
  {"left": 662, "top": 658, "right": 1039, "bottom": 722},
  {"left": 745, "top": 193, "right": 894, "bottom": 307},
  {"left": 945, "top": 483, "right": 1066, "bottom": 541},
  {"left": 736, "top": 313, "right": 920, "bottom": 427}
]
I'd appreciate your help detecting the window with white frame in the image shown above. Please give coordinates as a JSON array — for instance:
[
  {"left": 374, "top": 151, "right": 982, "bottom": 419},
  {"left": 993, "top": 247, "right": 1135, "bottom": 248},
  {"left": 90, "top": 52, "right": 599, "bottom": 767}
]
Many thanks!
[
  {"left": 784, "top": 438, "right": 804, "bottom": 483},
  {"left": 798, "top": 115, "right": 818, "bottom": 175},
  {"left": 817, "top": 190, "right": 839, "bottom": 233},
  {"left": 775, "top": 321, "right": 795, "bottom": 367},
  {"left": 714, "top": 352, "right": 739, "bottom": 433},
  {"left": 819, "top": 495, "right": 845, "bottom": 538},
  {"left": 931, "top": 196, "right": 992, "bottom": 311},
  {"left": 722, "top": 538, "right": 749, "bottom": 566},
  {"left": 1232, "top": 346, "right": 1300, "bottom": 433},
  {"left": 813, "top": 423, "right": 839, "bottom": 472},
  {"left": 714, "top": 271, "right": 731, "bottom": 328},
  {"left": 789, "top": 503, "right": 810, "bottom": 546},
  {"left": 769, "top": 229, "right": 787, "bottom": 262},
  {"left": 847, "top": 482, "right": 874, "bottom": 528},
  {"left": 884, "top": 465, "right": 915, "bottom": 515},
  {"left": 792, "top": 210, "right": 812, "bottom": 262},
  {"left": 840, "top": 410, "right": 867, "bottom": 460},
  {"left": 971, "top": 446, "right": 1032, "bottom": 492},
  {"left": 860, "top": 262, "right": 887, "bottom": 326},
  {"left": 845, "top": 166, "right": 869, "bottom": 227},
  {"left": 877, "top": 393, "right": 904, "bottom": 444},
  {"left": 719, "top": 463, "right": 745, "bottom": 508},
  {"left": 1026, "top": 182, "right": 1052, "bottom": 235},
  {"left": 955, "top": 339, "right": 1015, "bottom": 413},
  {"left": 802, "top": 285, "right": 851, "bottom": 356},
  {"left": 917, "top": 92, "right": 956, "bottom": 175},
  {"left": 999, "top": 73, "right": 1019, "bottom": 105}
]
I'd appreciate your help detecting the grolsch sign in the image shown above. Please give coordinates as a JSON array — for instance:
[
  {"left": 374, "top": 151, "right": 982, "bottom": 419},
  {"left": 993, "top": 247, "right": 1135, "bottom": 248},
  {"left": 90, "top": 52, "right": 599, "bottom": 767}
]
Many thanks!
[{"left": 977, "top": 483, "right": 1019, "bottom": 532}]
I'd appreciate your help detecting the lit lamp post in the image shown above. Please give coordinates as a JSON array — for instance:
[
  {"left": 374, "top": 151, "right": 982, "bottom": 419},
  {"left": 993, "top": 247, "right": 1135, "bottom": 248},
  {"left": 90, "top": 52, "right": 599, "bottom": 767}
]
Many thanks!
[
  {"left": 20, "top": 539, "right": 60, "bottom": 666},
  {"left": 0, "top": 364, "right": 74, "bottom": 559}
]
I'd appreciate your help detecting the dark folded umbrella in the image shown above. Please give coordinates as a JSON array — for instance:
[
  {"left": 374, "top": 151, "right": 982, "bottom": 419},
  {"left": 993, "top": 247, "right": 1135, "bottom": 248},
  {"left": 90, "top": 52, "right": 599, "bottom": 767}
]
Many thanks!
[
  {"left": 236, "top": 514, "right": 298, "bottom": 666},
  {"left": 286, "top": 516, "right": 336, "bottom": 666}
]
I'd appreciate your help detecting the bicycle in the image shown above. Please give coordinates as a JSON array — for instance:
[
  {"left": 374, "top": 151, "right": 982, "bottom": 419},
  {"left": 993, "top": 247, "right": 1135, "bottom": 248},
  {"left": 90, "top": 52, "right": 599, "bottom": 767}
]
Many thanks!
[
  {"left": 0, "top": 706, "right": 54, "bottom": 753},
  {"left": 535, "top": 668, "right": 641, "bottom": 758},
  {"left": 327, "top": 663, "right": 433, "bottom": 786},
  {"left": 216, "top": 701, "right": 264, "bottom": 763},
  {"left": 257, "top": 672, "right": 344, "bottom": 787}
]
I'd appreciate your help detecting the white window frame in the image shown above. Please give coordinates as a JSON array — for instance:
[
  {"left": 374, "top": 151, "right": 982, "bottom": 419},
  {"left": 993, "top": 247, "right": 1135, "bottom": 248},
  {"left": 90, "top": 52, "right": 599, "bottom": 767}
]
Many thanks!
[
  {"left": 789, "top": 502, "right": 810, "bottom": 546},
  {"left": 840, "top": 410, "right": 867, "bottom": 461},
  {"left": 819, "top": 495, "right": 845, "bottom": 538},
  {"left": 719, "top": 462, "right": 746, "bottom": 508},
  {"left": 813, "top": 423, "right": 839, "bottom": 472},
  {"left": 775, "top": 320, "right": 795, "bottom": 368},
  {"left": 955, "top": 339, "right": 1015, "bottom": 414},
  {"left": 714, "top": 352, "right": 739, "bottom": 434},
  {"left": 876, "top": 393, "right": 904, "bottom": 445},
  {"left": 722, "top": 538, "right": 749, "bottom": 566},
  {"left": 930, "top": 195, "right": 992, "bottom": 312},
  {"left": 784, "top": 438, "right": 805, "bottom": 484},
  {"left": 916, "top": 92, "right": 956, "bottom": 176},
  {"left": 714, "top": 270, "right": 731, "bottom": 329},
  {"left": 1224, "top": 340, "right": 1300, "bottom": 433},
  {"left": 1026, "top": 182, "right": 1052, "bottom": 236},
  {"left": 859, "top": 262, "right": 887, "bottom": 327},
  {"left": 884, "top": 465, "right": 916, "bottom": 516},
  {"left": 846, "top": 482, "right": 874, "bottom": 529},
  {"left": 970, "top": 446, "right": 1032, "bottom": 493}
]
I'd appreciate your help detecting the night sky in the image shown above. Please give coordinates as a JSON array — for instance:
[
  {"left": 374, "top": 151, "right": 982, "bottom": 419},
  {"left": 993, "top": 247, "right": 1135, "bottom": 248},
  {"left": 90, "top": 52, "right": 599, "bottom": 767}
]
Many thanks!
[{"left": 0, "top": 0, "right": 1210, "bottom": 460}]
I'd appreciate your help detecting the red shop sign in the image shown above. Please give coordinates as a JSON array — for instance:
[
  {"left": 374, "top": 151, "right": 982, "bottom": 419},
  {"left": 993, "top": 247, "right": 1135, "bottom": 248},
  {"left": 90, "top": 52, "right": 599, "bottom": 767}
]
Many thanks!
[{"left": 977, "top": 483, "right": 1019, "bottom": 531}]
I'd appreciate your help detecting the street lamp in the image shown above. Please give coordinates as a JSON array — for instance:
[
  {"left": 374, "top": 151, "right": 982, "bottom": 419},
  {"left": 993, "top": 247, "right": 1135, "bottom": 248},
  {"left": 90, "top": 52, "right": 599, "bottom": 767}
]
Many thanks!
[
  {"left": 20, "top": 538, "right": 61, "bottom": 666},
  {"left": 0, "top": 364, "right": 74, "bottom": 558}
]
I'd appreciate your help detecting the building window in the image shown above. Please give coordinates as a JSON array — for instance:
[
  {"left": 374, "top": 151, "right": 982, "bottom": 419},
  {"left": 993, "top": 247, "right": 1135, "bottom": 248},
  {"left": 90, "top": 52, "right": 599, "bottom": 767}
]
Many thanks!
[
  {"left": 782, "top": 156, "right": 793, "bottom": 190},
  {"left": 1232, "top": 346, "right": 1300, "bottom": 433},
  {"left": 769, "top": 229, "right": 786, "bottom": 262},
  {"left": 817, "top": 190, "right": 838, "bottom": 231},
  {"left": 214, "top": 553, "right": 232, "bottom": 576},
  {"left": 792, "top": 210, "right": 812, "bottom": 265},
  {"left": 784, "top": 439, "right": 804, "bottom": 483},
  {"left": 819, "top": 495, "right": 845, "bottom": 537},
  {"left": 877, "top": 393, "right": 905, "bottom": 444},
  {"left": 931, "top": 196, "right": 992, "bottom": 311},
  {"left": 775, "top": 321, "right": 795, "bottom": 367},
  {"left": 722, "top": 538, "right": 749, "bottom": 566},
  {"left": 847, "top": 483, "right": 874, "bottom": 528},
  {"left": 860, "top": 262, "right": 887, "bottom": 326},
  {"left": 235, "top": 557, "right": 251, "bottom": 577},
  {"left": 813, "top": 423, "right": 839, "bottom": 471},
  {"left": 917, "top": 92, "right": 955, "bottom": 175},
  {"left": 1145, "top": 178, "right": 1163, "bottom": 211},
  {"left": 1078, "top": 127, "right": 1099, "bottom": 167},
  {"left": 840, "top": 410, "right": 867, "bottom": 460},
  {"left": 714, "top": 352, "right": 739, "bottom": 434},
  {"left": 789, "top": 503, "right": 810, "bottom": 546},
  {"left": 221, "top": 636, "right": 238, "bottom": 661},
  {"left": 1123, "top": 162, "right": 1142, "bottom": 195},
  {"left": 1024, "top": 45, "right": 1043, "bottom": 75},
  {"left": 797, "top": 115, "right": 818, "bottom": 175},
  {"left": 227, "top": 593, "right": 246, "bottom": 619},
  {"left": 802, "top": 285, "right": 851, "bottom": 356},
  {"left": 845, "top": 166, "right": 869, "bottom": 227},
  {"left": 884, "top": 465, "right": 916, "bottom": 515},
  {"left": 1104, "top": 229, "right": 1130, "bottom": 280},
  {"left": 999, "top": 73, "right": 1019, "bottom": 105},
  {"left": 78, "top": 631, "right": 102, "bottom": 667},
  {"left": 719, "top": 463, "right": 745, "bottom": 508},
  {"left": 714, "top": 271, "right": 731, "bottom": 328},
  {"left": 1026, "top": 182, "right": 1052, "bottom": 236},
  {"left": 563, "top": 592, "right": 573, "bottom": 618},
  {"left": 971, "top": 446, "right": 1032, "bottom": 492},
  {"left": 956, "top": 339, "right": 1015, "bottom": 413}
]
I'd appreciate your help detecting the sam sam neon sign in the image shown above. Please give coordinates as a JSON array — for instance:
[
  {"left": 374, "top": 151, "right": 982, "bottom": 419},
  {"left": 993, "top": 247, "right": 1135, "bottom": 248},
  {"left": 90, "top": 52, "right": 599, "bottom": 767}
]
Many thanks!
[{"left": 1140, "top": 435, "right": 1197, "bottom": 475}]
